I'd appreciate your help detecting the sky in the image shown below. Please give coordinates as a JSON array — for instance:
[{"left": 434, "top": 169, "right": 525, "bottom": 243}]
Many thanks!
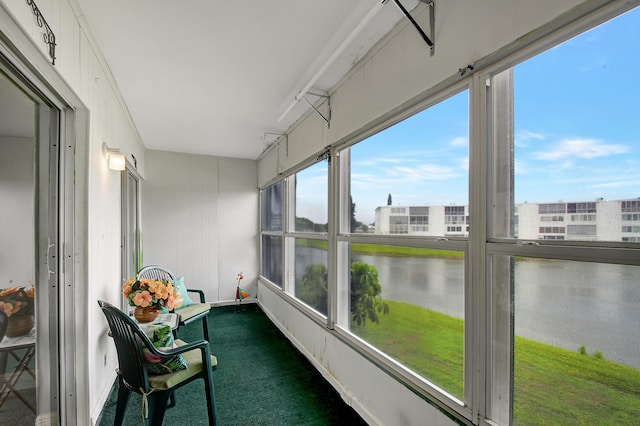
[{"left": 297, "top": 7, "right": 640, "bottom": 225}]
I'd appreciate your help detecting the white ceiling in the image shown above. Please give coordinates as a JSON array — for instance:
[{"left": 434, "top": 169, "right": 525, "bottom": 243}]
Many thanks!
[{"left": 75, "top": 0, "right": 419, "bottom": 160}]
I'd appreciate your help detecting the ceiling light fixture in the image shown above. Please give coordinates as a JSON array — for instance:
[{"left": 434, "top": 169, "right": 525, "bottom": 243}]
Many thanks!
[{"left": 102, "top": 142, "right": 126, "bottom": 171}]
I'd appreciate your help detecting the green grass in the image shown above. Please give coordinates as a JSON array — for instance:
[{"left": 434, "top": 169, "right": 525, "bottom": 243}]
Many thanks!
[
  {"left": 352, "top": 300, "right": 464, "bottom": 398},
  {"left": 353, "top": 300, "right": 640, "bottom": 424},
  {"left": 294, "top": 239, "right": 463, "bottom": 259}
]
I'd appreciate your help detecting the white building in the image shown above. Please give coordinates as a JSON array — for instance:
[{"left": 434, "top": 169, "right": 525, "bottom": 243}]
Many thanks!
[
  {"left": 375, "top": 199, "right": 640, "bottom": 241},
  {"left": 374, "top": 205, "right": 469, "bottom": 237}
]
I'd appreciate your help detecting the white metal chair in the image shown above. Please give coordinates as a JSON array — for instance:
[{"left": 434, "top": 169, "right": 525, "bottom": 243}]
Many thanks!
[{"left": 136, "top": 265, "right": 210, "bottom": 340}]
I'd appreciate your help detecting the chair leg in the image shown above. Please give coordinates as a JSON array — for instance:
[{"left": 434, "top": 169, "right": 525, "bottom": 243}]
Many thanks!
[
  {"left": 203, "top": 374, "right": 218, "bottom": 425},
  {"left": 114, "top": 377, "right": 131, "bottom": 426},
  {"left": 202, "top": 315, "right": 209, "bottom": 340},
  {"left": 149, "top": 390, "right": 172, "bottom": 426},
  {"left": 168, "top": 390, "right": 177, "bottom": 408}
]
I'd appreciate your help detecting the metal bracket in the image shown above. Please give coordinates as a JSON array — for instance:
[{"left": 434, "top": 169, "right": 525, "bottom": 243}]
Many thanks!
[
  {"left": 263, "top": 132, "right": 288, "bottom": 156},
  {"left": 391, "top": 0, "right": 435, "bottom": 56},
  {"left": 300, "top": 91, "right": 331, "bottom": 127},
  {"left": 458, "top": 64, "right": 474, "bottom": 77},
  {"left": 26, "top": 0, "right": 56, "bottom": 65},
  {"left": 316, "top": 147, "right": 331, "bottom": 164}
]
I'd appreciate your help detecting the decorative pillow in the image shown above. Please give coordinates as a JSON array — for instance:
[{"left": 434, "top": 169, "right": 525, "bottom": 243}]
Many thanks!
[
  {"left": 172, "top": 276, "right": 195, "bottom": 309},
  {"left": 141, "top": 324, "right": 188, "bottom": 375}
]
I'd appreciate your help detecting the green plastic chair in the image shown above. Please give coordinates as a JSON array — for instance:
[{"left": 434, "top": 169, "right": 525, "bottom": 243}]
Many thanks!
[
  {"left": 137, "top": 265, "right": 211, "bottom": 340},
  {"left": 98, "top": 300, "right": 218, "bottom": 425}
]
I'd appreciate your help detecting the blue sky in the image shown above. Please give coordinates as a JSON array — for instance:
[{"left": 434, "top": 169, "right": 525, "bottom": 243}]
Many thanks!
[{"left": 298, "top": 7, "right": 639, "bottom": 225}]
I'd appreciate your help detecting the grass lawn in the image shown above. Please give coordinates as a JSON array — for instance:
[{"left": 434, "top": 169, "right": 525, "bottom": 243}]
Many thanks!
[
  {"left": 353, "top": 300, "right": 640, "bottom": 425},
  {"left": 295, "top": 239, "right": 463, "bottom": 258}
]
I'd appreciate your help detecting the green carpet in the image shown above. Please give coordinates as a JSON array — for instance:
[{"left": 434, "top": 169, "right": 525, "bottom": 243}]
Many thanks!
[{"left": 97, "top": 304, "right": 367, "bottom": 425}]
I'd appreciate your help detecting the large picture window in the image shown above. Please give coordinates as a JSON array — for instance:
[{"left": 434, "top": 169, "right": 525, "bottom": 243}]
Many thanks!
[
  {"left": 489, "top": 6, "right": 640, "bottom": 425},
  {"left": 259, "top": 4, "right": 639, "bottom": 425},
  {"left": 290, "top": 162, "right": 329, "bottom": 314},
  {"left": 338, "top": 90, "right": 469, "bottom": 401}
]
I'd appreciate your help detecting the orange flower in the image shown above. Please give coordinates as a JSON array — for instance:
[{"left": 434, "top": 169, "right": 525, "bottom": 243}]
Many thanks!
[
  {"left": 140, "top": 278, "right": 154, "bottom": 286},
  {"left": 165, "top": 293, "right": 175, "bottom": 311},
  {"left": 0, "top": 287, "right": 20, "bottom": 297},
  {"left": 132, "top": 291, "right": 153, "bottom": 307},
  {"left": 0, "top": 301, "right": 15, "bottom": 316},
  {"left": 123, "top": 277, "right": 178, "bottom": 309},
  {"left": 0, "top": 286, "right": 35, "bottom": 316}
]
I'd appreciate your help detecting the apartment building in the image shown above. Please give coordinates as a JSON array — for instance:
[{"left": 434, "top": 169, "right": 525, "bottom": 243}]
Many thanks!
[{"left": 374, "top": 199, "right": 640, "bottom": 241}]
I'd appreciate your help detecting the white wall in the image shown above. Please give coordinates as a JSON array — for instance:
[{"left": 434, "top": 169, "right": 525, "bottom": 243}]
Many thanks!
[{"left": 141, "top": 150, "right": 258, "bottom": 304}]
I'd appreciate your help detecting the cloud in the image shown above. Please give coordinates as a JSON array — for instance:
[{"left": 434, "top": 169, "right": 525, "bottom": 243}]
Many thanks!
[
  {"left": 394, "top": 164, "right": 459, "bottom": 181},
  {"left": 450, "top": 136, "right": 467, "bottom": 147},
  {"left": 352, "top": 163, "right": 459, "bottom": 190},
  {"left": 533, "top": 138, "right": 629, "bottom": 161},
  {"left": 459, "top": 157, "right": 469, "bottom": 171},
  {"left": 590, "top": 180, "right": 638, "bottom": 189},
  {"left": 515, "top": 130, "right": 546, "bottom": 147}
]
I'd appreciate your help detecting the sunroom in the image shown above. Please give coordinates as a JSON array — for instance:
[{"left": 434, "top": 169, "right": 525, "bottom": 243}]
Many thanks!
[{"left": 0, "top": 0, "right": 638, "bottom": 425}]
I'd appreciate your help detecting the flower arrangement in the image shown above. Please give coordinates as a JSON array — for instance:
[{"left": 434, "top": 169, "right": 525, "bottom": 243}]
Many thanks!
[
  {"left": 122, "top": 277, "right": 177, "bottom": 311},
  {"left": 0, "top": 284, "right": 35, "bottom": 317}
]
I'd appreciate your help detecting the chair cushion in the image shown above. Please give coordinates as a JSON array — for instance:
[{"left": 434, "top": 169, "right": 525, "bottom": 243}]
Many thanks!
[
  {"left": 142, "top": 324, "right": 188, "bottom": 375},
  {"left": 176, "top": 303, "right": 210, "bottom": 323},
  {"left": 149, "top": 339, "right": 218, "bottom": 390},
  {"left": 172, "top": 276, "right": 195, "bottom": 308}
]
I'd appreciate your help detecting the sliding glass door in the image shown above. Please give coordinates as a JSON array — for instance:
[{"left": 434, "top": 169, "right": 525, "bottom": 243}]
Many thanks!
[{"left": 0, "top": 60, "right": 60, "bottom": 424}]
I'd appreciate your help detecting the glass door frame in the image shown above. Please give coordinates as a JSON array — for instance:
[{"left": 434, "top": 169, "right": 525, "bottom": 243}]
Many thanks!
[
  {"left": 0, "top": 27, "right": 88, "bottom": 426},
  {"left": 121, "top": 164, "right": 142, "bottom": 309}
]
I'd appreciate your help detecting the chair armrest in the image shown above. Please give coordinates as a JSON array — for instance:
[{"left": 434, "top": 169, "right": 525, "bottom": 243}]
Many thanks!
[
  {"left": 186, "top": 288, "right": 206, "bottom": 303},
  {"left": 146, "top": 338, "right": 209, "bottom": 358}
]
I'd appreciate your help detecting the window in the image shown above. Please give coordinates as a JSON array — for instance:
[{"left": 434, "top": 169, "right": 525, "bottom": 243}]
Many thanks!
[
  {"left": 290, "top": 162, "right": 329, "bottom": 314},
  {"left": 489, "top": 6, "right": 640, "bottom": 424},
  {"left": 541, "top": 215, "right": 564, "bottom": 222},
  {"left": 538, "top": 203, "right": 565, "bottom": 214},
  {"left": 338, "top": 90, "right": 469, "bottom": 402},
  {"left": 261, "top": 181, "right": 284, "bottom": 287},
  {"left": 566, "top": 225, "right": 596, "bottom": 236},
  {"left": 567, "top": 202, "right": 596, "bottom": 214},
  {"left": 294, "top": 238, "right": 328, "bottom": 315},
  {"left": 508, "top": 257, "right": 640, "bottom": 425},
  {"left": 389, "top": 215, "right": 409, "bottom": 234},
  {"left": 538, "top": 226, "right": 565, "bottom": 234},
  {"left": 570, "top": 214, "right": 595, "bottom": 222}
]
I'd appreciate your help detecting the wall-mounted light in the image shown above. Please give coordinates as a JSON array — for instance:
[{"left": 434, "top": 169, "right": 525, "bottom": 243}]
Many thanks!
[{"left": 102, "top": 142, "right": 126, "bottom": 171}]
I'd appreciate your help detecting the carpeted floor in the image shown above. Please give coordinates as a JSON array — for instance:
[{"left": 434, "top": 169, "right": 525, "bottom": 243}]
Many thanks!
[{"left": 97, "top": 304, "right": 367, "bottom": 425}]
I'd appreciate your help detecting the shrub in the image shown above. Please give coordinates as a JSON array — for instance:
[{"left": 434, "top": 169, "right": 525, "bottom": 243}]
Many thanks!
[
  {"left": 350, "top": 261, "right": 389, "bottom": 326},
  {"left": 298, "top": 261, "right": 390, "bottom": 325}
]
